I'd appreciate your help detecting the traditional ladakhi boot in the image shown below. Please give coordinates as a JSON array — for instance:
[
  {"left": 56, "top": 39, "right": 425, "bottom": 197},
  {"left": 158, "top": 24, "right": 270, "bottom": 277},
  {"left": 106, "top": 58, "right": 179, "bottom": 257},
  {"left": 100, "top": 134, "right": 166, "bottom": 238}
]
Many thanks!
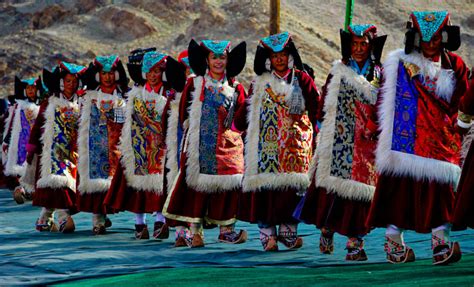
[
  {"left": 259, "top": 226, "right": 278, "bottom": 251},
  {"left": 384, "top": 227, "right": 415, "bottom": 264},
  {"left": 135, "top": 224, "right": 150, "bottom": 239},
  {"left": 432, "top": 225, "right": 462, "bottom": 265},
  {"left": 345, "top": 237, "right": 368, "bottom": 261},
  {"left": 153, "top": 222, "right": 169, "bottom": 239},
  {"left": 218, "top": 225, "right": 247, "bottom": 244},
  {"left": 319, "top": 227, "right": 334, "bottom": 254},
  {"left": 277, "top": 223, "right": 303, "bottom": 250}
]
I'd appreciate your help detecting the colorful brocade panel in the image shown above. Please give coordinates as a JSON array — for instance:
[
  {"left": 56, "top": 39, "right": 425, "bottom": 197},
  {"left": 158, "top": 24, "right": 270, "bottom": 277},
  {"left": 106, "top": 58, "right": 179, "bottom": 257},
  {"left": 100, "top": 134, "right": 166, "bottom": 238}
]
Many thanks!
[
  {"left": 330, "top": 79, "right": 377, "bottom": 186},
  {"left": 391, "top": 62, "right": 461, "bottom": 165},
  {"left": 17, "top": 108, "right": 36, "bottom": 165},
  {"left": 51, "top": 105, "right": 79, "bottom": 178},
  {"left": 88, "top": 99, "right": 122, "bottom": 180},
  {"left": 198, "top": 85, "right": 244, "bottom": 175},
  {"left": 257, "top": 87, "right": 313, "bottom": 174},
  {"left": 131, "top": 97, "right": 166, "bottom": 176}
]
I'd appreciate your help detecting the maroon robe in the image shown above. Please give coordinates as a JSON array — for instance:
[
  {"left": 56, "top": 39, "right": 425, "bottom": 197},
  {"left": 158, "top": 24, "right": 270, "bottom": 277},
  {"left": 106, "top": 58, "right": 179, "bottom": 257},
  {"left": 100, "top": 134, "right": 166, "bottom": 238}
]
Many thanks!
[
  {"left": 297, "top": 62, "right": 382, "bottom": 237},
  {"left": 164, "top": 76, "right": 246, "bottom": 226},
  {"left": 366, "top": 51, "right": 469, "bottom": 233},
  {"left": 236, "top": 69, "right": 320, "bottom": 226}
]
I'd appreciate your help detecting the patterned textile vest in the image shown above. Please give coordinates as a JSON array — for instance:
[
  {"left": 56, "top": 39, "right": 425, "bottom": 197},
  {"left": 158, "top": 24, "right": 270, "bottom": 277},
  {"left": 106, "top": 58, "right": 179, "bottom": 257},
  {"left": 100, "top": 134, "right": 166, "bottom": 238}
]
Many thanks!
[
  {"left": 243, "top": 71, "right": 313, "bottom": 192},
  {"left": 119, "top": 86, "right": 172, "bottom": 193},
  {"left": 377, "top": 49, "right": 462, "bottom": 185},
  {"left": 77, "top": 89, "right": 125, "bottom": 193},
  {"left": 37, "top": 96, "right": 79, "bottom": 191},
  {"left": 185, "top": 75, "right": 244, "bottom": 193},
  {"left": 314, "top": 61, "right": 379, "bottom": 202},
  {"left": 4, "top": 100, "right": 40, "bottom": 177}
]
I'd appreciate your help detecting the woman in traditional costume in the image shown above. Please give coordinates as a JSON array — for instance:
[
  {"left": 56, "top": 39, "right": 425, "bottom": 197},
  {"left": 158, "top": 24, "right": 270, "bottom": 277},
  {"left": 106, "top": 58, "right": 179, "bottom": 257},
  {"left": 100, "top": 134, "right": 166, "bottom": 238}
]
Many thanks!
[
  {"left": 366, "top": 11, "right": 469, "bottom": 265},
  {"left": 76, "top": 55, "right": 128, "bottom": 235},
  {"left": 235, "top": 32, "right": 320, "bottom": 251},
  {"left": 295, "top": 24, "right": 386, "bottom": 261},
  {"left": 29, "top": 62, "right": 86, "bottom": 233},
  {"left": 163, "top": 39, "right": 248, "bottom": 247},
  {"left": 104, "top": 51, "right": 185, "bottom": 239},
  {"left": 3, "top": 76, "right": 43, "bottom": 202}
]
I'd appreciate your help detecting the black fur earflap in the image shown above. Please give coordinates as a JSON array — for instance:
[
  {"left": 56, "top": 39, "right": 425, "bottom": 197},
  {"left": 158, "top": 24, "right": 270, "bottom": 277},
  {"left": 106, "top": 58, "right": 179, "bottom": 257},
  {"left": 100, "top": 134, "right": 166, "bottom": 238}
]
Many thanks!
[
  {"left": 188, "top": 39, "right": 207, "bottom": 77},
  {"left": 127, "top": 63, "right": 145, "bottom": 86},
  {"left": 227, "top": 41, "right": 247, "bottom": 78},
  {"left": 14, "top": 76, "right": 27, "bottom": 101},
  {"left": 286, "top": 41, "right": 304, "bottom": 71},
  {"left": 42, "top": 68, "right": 60, "bottom": 94},
  {"left": 404, "top": 27, "right": 418, "bottom": 54},
  {"left": 82, "top": 62, "right": 99, "bottom": 91},
  {"left": 443, "top": 25, "right": 461, "bottom": 51},
  {"left": 340, "top": 29, "right": 352, "bottom": 62},
  {"left": 165, "top": 56, "right": 187, "bottom": 92},
  {"left": 253, "top": 45, "right": 269, "bottom": 76},
  {"left": 372, "top": 35, "right": 387, "bottom": 64}
]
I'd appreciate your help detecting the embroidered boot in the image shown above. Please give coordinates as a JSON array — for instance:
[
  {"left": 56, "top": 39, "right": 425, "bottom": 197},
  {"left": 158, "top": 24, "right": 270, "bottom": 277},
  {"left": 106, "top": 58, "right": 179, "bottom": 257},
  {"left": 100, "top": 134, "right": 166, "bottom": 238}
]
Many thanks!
[
  {"left": 190, "top": 223, "right": 205, "bottom": 248},
  {"left": 175, "top": 226, "right": 193, "bottom": 247},
  {"left": 384, "top": 228, "right": 415, "bottom": 264},
  {"left": 35, "top": 208, "right": 58, "bottom": 232},
  {"left": 153, "top": 222, "right": 169, "bottom": 239},
  {"left": 345, "top": 237, "right": 368, "bottom": 261},
  {"left": 92, "top": 214, "right": 106, "bottom": 235},
  {"left": 12, "top": 186, "right": 26, "bottom": 204},
  {"left": 218, "top": 225, "right": 248, "bottom": 244},
  {"left": 260, "top": 227, "right": 278, "bottom": 252},
  {"left": 278, "top": 223, "right": 303, "bottom": 250},
  {"left": 135, "top": 224, "right": 150, "bottom": 239},
  {"left": 57, "top": 209, "right": 75, "bottom": 233},
  {"left": 320, "top": 227, "right": 335, "bottom": 254},
  {"left": 432, "top": 225, "right": 462, "bottom": 265}
]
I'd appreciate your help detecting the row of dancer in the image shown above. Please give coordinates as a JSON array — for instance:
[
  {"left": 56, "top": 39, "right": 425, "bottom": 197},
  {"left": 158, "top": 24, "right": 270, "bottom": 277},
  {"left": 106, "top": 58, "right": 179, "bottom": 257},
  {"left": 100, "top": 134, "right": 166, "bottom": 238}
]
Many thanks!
[{"left": 1, "top": 10, "right": 473, "bottom": 265}]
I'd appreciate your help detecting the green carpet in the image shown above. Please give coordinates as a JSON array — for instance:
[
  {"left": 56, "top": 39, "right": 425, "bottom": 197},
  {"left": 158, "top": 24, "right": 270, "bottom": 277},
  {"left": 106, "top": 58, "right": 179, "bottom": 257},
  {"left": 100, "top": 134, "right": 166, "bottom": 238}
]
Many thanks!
[{"left": 57, "top": 255, "right": 474, "bottom": 287}]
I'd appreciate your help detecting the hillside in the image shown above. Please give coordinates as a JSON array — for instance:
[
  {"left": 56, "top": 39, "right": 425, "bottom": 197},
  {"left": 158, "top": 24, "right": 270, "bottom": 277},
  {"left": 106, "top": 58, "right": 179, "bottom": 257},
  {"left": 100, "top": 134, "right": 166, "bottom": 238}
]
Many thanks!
[{"left": 0, "top": 0, "right": 472, "bottom": 96}]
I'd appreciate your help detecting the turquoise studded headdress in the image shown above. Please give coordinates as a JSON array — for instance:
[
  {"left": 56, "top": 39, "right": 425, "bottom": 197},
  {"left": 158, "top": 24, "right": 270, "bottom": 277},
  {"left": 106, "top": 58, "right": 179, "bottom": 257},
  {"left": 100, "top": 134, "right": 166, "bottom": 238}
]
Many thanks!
[
  {"left": 405, "top": 11, "right": 461, "bottom": 54},
  {"left": 59, "top": 61, "right": 87, "bottom": 75},
  {"left": 87, "top": 54, "right": 129, "bottom": 91},
  {"left": 259, "top": 31, "right": 290, "bottom": 53},
  {"left": 348, "top": 24, "right": 377, "bottom": 38},
  {"left": 93, "top": 55, "right": 120, "bottom": 72},
  {"left": 200, "top": 40, "right": 231, "bottom": 57},
  {"left": 187, "top": 39, "right": 246, "bottom": 78},
  {"left": 411, "top": 11, "right": 449, "bottom": 42},
  {"left": 141, "top": 51, "right": 167, "bottom": 74},
  {"left": 22, "top": 77, "right": 38, "bottom": 86},
  {"left": 254, "top": 31, "right": 303, "bottom": 75},
  {"left": 340, "top": 23, "right": 386, "bottom": 65}
]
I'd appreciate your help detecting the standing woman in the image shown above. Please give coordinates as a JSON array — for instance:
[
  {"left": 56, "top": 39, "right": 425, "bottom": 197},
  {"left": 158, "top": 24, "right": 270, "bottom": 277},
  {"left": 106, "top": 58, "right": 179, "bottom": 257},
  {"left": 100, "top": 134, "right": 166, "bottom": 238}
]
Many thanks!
[
  {"left": 3, "top": 77, "right": 42, "bottom": 193},
  {"left": 29, "top": 62, "right": 86, "bottom": 233},
  {"left": 235, "top": 32, "right": 320, "bottom": 251},
  {"left": 76, "top": 55, "right": 129, "bottom": 235},
  {"left": 163, "top": 39, "right": 248, "bottom": 247},
  {"left": 294, "top": 24, "right": 386, "bottom": 261},
  {"left": 104, "top": 51, "right": 185, "bottom": 239},
  {"left": 366, "top": 11, "right": 469, "bottom": 265}
]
